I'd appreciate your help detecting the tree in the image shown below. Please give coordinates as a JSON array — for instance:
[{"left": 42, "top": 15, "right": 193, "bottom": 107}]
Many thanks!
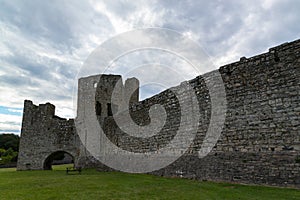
[
  {"left": 0, "top": 148, "right": 18, "bottom": 165},
  {"left": 0, "top": 134, "right": 20, "bottom": 165},
  {"left": 0, "top": 148, "right": 5, "bottom": 157},
  {"left": 0, "top": 134, "right": 20, "bottom": 151}
]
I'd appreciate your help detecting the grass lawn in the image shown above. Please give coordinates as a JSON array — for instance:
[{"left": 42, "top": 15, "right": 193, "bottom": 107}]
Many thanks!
[{"left": 0, "top": 165, "right": 299, "bottom": 200}]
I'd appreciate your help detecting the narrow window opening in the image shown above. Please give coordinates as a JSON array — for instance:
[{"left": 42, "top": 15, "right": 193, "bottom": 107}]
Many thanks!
[
  {"left": 107, "top": 103, "right": 113, "bottom": 116},
  {"left": 273, "top": 50, "right": 280, "bottom": 62},
  {"left": 96, "top": 101, "right": 102, "bottom": 116}
]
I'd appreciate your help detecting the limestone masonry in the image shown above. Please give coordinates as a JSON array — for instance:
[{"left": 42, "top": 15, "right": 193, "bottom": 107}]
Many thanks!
[{"left": 18, "top": 39, "right": 300, "bottom": 188}]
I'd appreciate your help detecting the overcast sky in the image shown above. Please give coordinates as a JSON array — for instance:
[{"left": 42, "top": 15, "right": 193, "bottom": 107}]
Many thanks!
[{"left": 0, "top": 0, "right": 300, "bottom": 134}]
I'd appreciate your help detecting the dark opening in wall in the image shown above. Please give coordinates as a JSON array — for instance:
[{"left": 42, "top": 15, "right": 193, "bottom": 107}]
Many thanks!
[
  {"left": 271, "top": 49, "right": 280, "bottom": 62},
  {"left": 274, "top": 52, "right": 280, "bottom": 62},
  {"left": 107, "top": 103, "right": 112, "bottom": 116},
  {"left": 43, "top": 151, "right": 74, "bottom": 170},
  {"left": 96, "top": 101, "right": 101, "bottom": 116}
]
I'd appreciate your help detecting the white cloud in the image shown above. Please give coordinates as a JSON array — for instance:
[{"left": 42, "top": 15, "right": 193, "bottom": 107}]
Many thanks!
[
  {"left": 0, "top": 114, "right": 22, "bottom": 124},
  {"left": 0, "top": 123, "right": 21, "bottom": 131},
  {"left": 0, "top": 113, "right": 22, "bottom": 133}
]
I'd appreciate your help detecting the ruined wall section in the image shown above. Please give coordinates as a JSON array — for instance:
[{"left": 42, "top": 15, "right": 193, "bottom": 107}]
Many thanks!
[
  {"left": 17, "top": 100, "right": 80, "bottom": 170},
  {"left": 102, "top": 39, "right": 300, "bottom": 187},
  {"left": 76, "top": 74, "right": 139, "bottom": 168}
]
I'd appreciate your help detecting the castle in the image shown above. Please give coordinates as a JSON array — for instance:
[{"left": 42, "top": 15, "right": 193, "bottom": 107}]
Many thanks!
[{"left": 17, "top": 39, "right": 300, "bottom": 188}]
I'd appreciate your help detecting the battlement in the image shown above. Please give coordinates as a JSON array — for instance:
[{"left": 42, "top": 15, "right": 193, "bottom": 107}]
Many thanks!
[
  {"left": 219, "top": 39, "right": 300, "bottom": 73},
  {"left": 24, "top": 100, "right": 54, "bottom": 116},
  {"left": 23, "top": 100, "right": 70, "bottom": 121}
]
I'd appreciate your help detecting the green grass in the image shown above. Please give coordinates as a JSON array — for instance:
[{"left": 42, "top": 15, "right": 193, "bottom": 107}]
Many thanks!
[{"left": 0, "top": 165, "right": 299, "bottom": 200}]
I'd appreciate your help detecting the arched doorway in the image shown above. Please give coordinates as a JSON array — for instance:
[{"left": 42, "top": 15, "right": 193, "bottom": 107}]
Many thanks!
[{"left": 43, "top": 151, "right": 74, "bottom": 170}]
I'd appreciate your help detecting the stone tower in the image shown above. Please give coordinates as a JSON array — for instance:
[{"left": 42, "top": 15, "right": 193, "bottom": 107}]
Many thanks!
[
  {"left": 75, "top": 74, "right": 139, "bottom": 167},
  {"left": 17, "top": 100, "right": 79, "bottom": 170}
]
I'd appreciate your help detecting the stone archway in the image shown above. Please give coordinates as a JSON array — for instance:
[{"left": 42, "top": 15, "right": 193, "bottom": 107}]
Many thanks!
[{"left": 43, "top": 151, "right": 74, "bottom": 170}]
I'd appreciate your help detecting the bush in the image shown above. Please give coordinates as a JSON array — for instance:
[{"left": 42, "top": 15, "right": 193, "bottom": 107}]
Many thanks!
[{"left": 0, "top": 148, "right": 18, "bottom": 165}]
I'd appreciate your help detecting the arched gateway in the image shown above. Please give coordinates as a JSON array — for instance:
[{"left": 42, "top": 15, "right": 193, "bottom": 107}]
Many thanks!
[{"left": 43, "top": 151, "right": 74, "bottom": 170}]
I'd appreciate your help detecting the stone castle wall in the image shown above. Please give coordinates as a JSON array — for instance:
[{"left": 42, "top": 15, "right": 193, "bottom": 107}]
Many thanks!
[
  {"left": 18, "top": 39, "right": 300, "bottom": 187},
  {"left": 101, "top": 39, "right": 300, "bottom": 187}
]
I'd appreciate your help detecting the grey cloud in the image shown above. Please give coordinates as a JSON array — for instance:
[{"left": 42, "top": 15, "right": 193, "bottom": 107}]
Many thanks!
[
  {"left": 0, "top": 0, "right": 113, "bottom": 53},
  {"left": 0, "top": 74, "right": 40, "bottom": 87},
  {"left": 101, "top": 0, "right": 138, "bottom": 18},
  {"left": 3, "top": 44, "right": 76, "bottom": 83},
  {"left": 146, "top": 0, "right": 299, "bottom": 61},
  {"left": 1, "top": 1, "right": 75, "bottom": 50},
  {"left": 262, "top": 0, "right": 300, "bottom": 41}
]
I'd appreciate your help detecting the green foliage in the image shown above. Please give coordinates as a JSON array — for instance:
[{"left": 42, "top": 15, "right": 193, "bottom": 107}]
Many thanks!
[
  {"left": 0, "top": 147, "right": 18, "bottom": 165},
  {"left": 0, "top": 165, "right": 299, "bottom": 200},
  {"left": 0, "top": 133, "right": 20, "bottom": 151},
  {"left": 0, "top": 134, "right": 19, "bottom": 165},
  {"left": 0, "top": 148, "right": 5, "bottom": 156}
]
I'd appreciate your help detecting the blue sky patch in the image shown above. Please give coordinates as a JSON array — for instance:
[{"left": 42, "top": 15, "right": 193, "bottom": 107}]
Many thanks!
[{"left": 0, "top": 106, "right": 23, "bottom": 116}]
